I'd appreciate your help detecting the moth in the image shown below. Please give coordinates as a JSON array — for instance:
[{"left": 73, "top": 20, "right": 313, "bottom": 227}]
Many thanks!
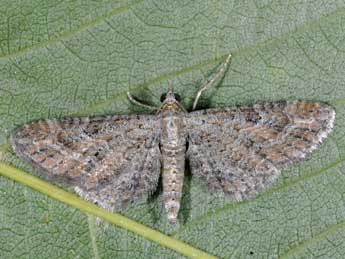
[{"left": 11, "top": 54, "right": 335, "bottom": 224}]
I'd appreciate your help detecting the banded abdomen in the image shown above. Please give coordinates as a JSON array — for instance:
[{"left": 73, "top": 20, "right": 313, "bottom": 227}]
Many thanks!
[{"left": 160, "top": 108, "right": 187, "bottom": 224}]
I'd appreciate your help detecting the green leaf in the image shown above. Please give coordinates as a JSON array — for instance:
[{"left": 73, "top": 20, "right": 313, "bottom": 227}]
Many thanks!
[
  {"left": 0, "top": 1, "right": 344, "bottom": 258},
  {"left": 0, "top": 162, "right": 217, "bottom": 259}
]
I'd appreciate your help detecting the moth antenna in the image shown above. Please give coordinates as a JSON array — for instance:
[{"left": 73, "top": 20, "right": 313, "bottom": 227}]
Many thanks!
[
  {"left": 192, "top": 53, "right": 232, "bottom": 110},
  {"left": 127, "top": 92, "right": 158, "bottom": 111}
]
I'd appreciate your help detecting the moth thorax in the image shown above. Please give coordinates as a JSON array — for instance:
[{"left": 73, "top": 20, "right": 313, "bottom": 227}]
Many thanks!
[{"left": 161, "top": 102, "right": 183, "bottom": 113}]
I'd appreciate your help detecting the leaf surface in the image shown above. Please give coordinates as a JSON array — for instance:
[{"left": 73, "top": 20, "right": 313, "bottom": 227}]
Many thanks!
[{"left": 0, "top": 1, "right": 344, "bottom": 258}]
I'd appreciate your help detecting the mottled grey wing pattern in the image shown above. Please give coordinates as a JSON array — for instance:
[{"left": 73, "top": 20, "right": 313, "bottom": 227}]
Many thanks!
[
  {"left": 11, "top": 115, "right": 161, "bottom": 210},
  {"left": 186, "top": 101, "right": 335, "bottom": 201}
]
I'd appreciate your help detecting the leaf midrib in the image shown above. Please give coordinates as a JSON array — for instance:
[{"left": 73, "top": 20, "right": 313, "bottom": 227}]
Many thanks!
[{"left": 2, "top": 2, "right": 344, "bottom": 258}]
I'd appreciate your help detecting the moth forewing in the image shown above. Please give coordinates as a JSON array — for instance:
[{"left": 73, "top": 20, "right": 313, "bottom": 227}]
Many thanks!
[{"left": 11, "top": 54, "right": 335, "bottom": 224}]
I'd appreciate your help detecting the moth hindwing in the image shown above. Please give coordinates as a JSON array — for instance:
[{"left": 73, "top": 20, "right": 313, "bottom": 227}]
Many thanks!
[{"left": 11, "top": 54, "right": 335, "bottom": 224}]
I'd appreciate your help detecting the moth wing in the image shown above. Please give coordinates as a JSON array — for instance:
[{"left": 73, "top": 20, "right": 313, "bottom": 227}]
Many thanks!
[
  {"left": 186, "top": 101, "right": 335, "bottom": 201},
  {"left": 11, "top": 115, "right": 161, "bottom": 210}
]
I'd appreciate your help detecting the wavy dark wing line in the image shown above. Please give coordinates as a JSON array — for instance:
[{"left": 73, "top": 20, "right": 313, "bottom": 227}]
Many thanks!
[
  {"left": 185, "top": 101, "right": 335, "bottom": 201},
  {"left": 11, "top": 115, "right": 161, "bottom": 210}
]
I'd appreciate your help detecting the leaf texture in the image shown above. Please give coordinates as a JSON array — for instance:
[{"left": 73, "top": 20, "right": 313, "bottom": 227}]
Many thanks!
[{"left": 0, "top": 1, "right": 344, "bottom": 258}]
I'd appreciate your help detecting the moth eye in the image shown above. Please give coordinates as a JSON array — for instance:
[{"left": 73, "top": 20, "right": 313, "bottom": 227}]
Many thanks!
[
  {"left": 174, "top": 93, "right": 181, "bottom": 102},
  {"left": 160, "top": 93, "right": 167, "bottom": 102}
]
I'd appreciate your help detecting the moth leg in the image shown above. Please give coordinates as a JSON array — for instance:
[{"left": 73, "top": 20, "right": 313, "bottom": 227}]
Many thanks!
[
  {"left": 127, "top": 92, "right": 158, "bottom": 111},
  {"left": 192, "top": 53, "right": 232, "bottom": 110}
]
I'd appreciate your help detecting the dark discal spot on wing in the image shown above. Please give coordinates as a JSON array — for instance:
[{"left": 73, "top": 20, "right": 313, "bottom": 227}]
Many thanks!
[
  {"left": 11, "top": 115, "right": 161, "bottom": 210},
  {"left": 186, "top": 100, "right": 335, "bottom": 201}
]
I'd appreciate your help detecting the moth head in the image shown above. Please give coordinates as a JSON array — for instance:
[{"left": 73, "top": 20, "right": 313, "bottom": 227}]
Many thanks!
[{"left": 160, "top": 81, "right": 181, "bottom": 103}]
